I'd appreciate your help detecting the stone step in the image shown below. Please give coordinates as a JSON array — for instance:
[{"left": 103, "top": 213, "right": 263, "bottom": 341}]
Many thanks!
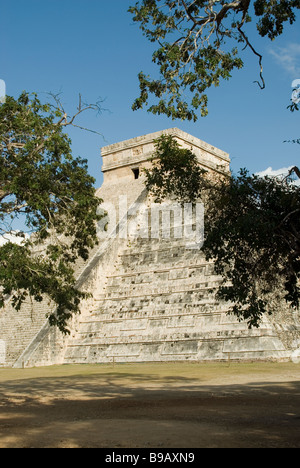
[
  {"left": 84, "top": 305, "right": 233, "bottom": 325},
  {"left": 64, "top": 330, "right": 289, "bottom": 364},
  {"left": 71, "top": 324, "right": 265, "bottom": 346},
  {"left": 90, "top": 301, "right": 230, "bottom": 317},
  {"left": 107, "top": 262, "right": 215, "bottom": 278}
]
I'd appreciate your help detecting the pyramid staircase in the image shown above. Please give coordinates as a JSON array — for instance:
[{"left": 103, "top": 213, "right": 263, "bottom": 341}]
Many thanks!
[{"left": 62, "top": 197, "right": 291, "bottom": 364}]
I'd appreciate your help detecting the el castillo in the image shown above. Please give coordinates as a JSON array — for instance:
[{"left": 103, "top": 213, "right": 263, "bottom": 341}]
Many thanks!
[{"left": 1, "top": 127, "right": 300, "bottom": 369}]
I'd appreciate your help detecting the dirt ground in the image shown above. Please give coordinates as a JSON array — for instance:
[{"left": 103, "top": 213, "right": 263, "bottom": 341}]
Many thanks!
[{"left": 0, "top": 361, "right": 299, "bottom": 448}]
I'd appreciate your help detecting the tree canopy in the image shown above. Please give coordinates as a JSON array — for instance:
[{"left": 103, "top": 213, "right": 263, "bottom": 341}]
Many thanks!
[
  {"left": 145, "top": 135, "right": 300, "bottom": 327},
  {"left": 0, "top": 92, "right": 102, "bottom": 333},
  {"left": 129, "top": 0, "right": 300, "bottom": 121}
]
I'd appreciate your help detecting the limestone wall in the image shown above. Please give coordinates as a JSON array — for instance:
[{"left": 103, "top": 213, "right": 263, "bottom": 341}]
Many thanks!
[{"left": 0, "top": 297, "right": 50, "bottom": 367}]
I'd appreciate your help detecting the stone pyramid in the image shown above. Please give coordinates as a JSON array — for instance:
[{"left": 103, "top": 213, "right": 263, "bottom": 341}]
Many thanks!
[{"left": 2, "top": 128, "right": 300, "bottom": 367}]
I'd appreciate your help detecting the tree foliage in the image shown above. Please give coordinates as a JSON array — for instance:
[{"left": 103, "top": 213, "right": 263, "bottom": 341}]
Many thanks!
[
  {"left": 129, "top": 0, "right": 300, "bottom": 121},
  {"left": 143, "top": 134, "right": 208, "bottom": 203},
  {"left": 0, "top": 92, "right": 102, "bottom": 332},
  {"left": 205, "top": 169, "right": 300, "bottom": 327},
  {"left": 145, "top": 136, "right": 300, "bottom": 327}
]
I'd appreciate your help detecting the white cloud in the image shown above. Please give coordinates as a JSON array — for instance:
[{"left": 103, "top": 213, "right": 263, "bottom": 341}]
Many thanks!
[
  {"left": 0, "top": 231, "right": 29, "bottom": 247},
  {"left": 256, "top": 166, "right": 300, "bottom": 186},
  {"left": 269, "top": 43, "right": 300, "bottom": 76},
  {"left": 256, "top": 166, "right": 291, "bottom": 177}
]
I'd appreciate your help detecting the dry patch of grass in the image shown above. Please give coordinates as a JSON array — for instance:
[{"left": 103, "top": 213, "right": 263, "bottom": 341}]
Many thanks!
[{"left": 0, "top": 361, "right": 299, "bottom": 448}]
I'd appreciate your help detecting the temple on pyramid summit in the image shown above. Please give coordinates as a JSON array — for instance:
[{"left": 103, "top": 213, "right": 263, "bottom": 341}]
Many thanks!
[{"left": 1, "top": 128, "right": 300, "bottom": 367}]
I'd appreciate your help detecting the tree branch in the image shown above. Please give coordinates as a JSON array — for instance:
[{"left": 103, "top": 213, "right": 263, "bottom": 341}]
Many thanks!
[
  {"left": 0, "top": 190, "right": 10, "bottom": 203},
  {"left": 287, "top": 166, "right": 300, "bottom": 180},
  {"left": 277, "top": 209, "right": 300, "bottom": 230},
  {"left": 237, "top": 25, "right": 265, "bottom": 90}
]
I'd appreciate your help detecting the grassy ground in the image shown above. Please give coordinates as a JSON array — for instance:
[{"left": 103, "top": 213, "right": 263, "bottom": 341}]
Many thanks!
[{"left": 0, "top": 361, "right": 299, "bottom": 448}]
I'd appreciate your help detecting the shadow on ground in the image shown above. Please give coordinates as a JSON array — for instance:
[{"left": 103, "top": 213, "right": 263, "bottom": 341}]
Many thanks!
[{"left": 0, "top": 363, "right": 299, "bottom": 448}]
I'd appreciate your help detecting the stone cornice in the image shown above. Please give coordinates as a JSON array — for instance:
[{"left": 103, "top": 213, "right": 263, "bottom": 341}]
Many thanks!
[{"left": 101, "top": 128, "right": 229, "bottom": 161}]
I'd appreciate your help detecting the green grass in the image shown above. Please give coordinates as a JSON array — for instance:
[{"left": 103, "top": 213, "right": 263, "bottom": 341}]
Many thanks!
[{"left": 0, "top": 361, "right": 297, "bottom": 384}]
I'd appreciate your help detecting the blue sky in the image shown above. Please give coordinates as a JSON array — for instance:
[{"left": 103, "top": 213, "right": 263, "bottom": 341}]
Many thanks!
[{"left": 1, "top": 0, "right": 300, "bottom": 188}]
